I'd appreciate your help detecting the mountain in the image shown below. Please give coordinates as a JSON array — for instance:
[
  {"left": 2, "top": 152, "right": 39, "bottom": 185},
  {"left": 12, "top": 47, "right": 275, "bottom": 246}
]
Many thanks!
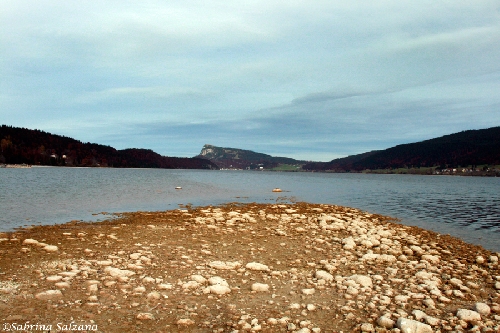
[
  {"left": 303, "top": 126, "right": 500, "bottom": 172},
  {"left": 195, "top": 144, "right": 307, "bottom": 169},
  {"left": 0, "top": 125, "right": 219, "bottom": 169}
]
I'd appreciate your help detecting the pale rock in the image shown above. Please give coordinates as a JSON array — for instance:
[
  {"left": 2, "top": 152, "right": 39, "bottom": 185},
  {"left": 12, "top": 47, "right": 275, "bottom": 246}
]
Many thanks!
[
  {"left": 252, "top": 324, "right": 262, "bottom": 331},
  {"left": 43, "top": 245, "right": 58, "bottom": 252},
  {"left": 103, "top": 281, "right": 116, "bottom": 287},
  {"left": 476, "top": 256, "right": 485, "bottom": 264},
  {"left": 267, "top": 318, "right": 278, "bottom": 325},
  {"left": 22, "top": 238, "right": 39, "bottom": 245},
  {"left": 209, "top": 285, "right": 231, "bottom": 295},
  {"left": 422, "top": 298, "right": 436, "bottom": 309},
  {"left": 349, "top": 274, "right": 372, "bottom": 288},
  {"left": 385, "top": 267, "right": 398, "bottom": 276},
  {"left": 246, "top": 262, "right": 270, "bottom": 271},
  {"left": 456, "top": 309, "right": 481, "bottom": 322},
  {"left": 182, "top": 281, "right": 200, "bottom": 290},
  {"left": 209, "top": 261, "right": 241, "bottom": 270},
  {"left": 495, "top": 281, "right": 500, "bottom": 290},
  {"left": 58, "top": 271, "right": 78, "bottom": 278},
  {"left": 449, "top": 278, "right": 463, "bottom": 287},
  {"left": 241, "top": 322, "right": 252, "bottom": 330},
  {"left": 360, "top": 323, "right": 374, "bottom": 332},
  {"left": 361, "top": 253, "right": 379, "bottom": 261},
  {"left": 377, "top": 316, "right": 395, "bottom": 329},
  {"left": 55, "top": 282, "right": 70, "bottom": 289},
  {"left": 46, "top": 275, "right": 63, "bottom": 282},
  {"left": 147, "top": 291, "right": 161, "bottom": 300},
  {"left": 208, "top": 276, "right": 229, "bottom": 287},
  {"left": 415, "top": 271, "right": 433, "bottom": 281},
  {"left": 473, "top": 302, "right": 490, "bottom": 315},
  {"left": 466, "top": 281, "right": 479, "bottom": 289},
  {"left": 412, "top": 310, "right": 427, "bottom": 321},
  {"left": 136, "top": 313, "right": 155, "bottom": 320},
  {"left": 346, "top": 286, "right": 359, "bottom": 295},
  {"left": 421, "top": 254, "right": 439, "bottom": 264},
  {"left": 129, "top": 253, "right": 141, "bottom": 260},
  {"left": 157, "top": 283, "right": 173, "bottom": 290},
  {"left": 104, "top": 267, "right": 135, "bottom": 278},
  {"left": 142, "top": 277, "right": 155, "bottom": 284},
  {"left": 424, "top": 315, "right": 440, "bottom": 326},
  {"left": 438, "top": 295, "right": 451, "bottom": 303},
  {"left": 35, "top": 290, "right": 63, "bottom": 300},
  {"left": 342, "top": 237, "right": 356, "bottom": 250},
  {"left": 134, "top": 286, "right": 146, "bottom": 293},
  {"left": 278, "top": 317, "right": 290, "bottom": 326},
  {"left": 306, "top": 304, "right": 316, "bottom": 311},
  {"left": 85, "top": 302, "right": 99, "bottom": 307},
  {"left": 377, "top": 254, "right": 397, "bottom": 263},
  {"left": 251, "top": 283, "right": 269, "bottom": 292},
  {"left": 127, "top": 264, "right": 144, "bottom": 270},
  {"left": 409, "top": 245, "right": 425, "bottom": 255},
  {"left": 315, "top": 270, "right": 333, "bottom": 281},
  {"left": 191, "top": 275, "right": 207, "bottom": 284},
  {"left": 96, "top": 260, "right": 113, "bottom": 266},
  {"left": 396, "top": 317, "right": 432, "bottom": 333},
  {"left": 301, "top": 288, "right": 315, "bottom": 295},
  {"left": 289, "top": 303, "right": 301, "bottom": 309},
  {"left": 85, "top": 280, "right": 100, "bottom": 286}
]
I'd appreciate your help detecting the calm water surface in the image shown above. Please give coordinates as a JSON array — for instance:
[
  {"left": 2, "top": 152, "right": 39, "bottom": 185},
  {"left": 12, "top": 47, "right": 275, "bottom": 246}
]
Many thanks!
[{"left": 1, "top": 167, "right": 499, "bottom": 251}]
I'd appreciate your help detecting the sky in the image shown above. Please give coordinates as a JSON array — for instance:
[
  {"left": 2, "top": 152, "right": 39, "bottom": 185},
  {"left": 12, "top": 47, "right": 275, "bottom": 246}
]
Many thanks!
[{"left": 1, "top": 1, "right": 500, "bottom": 162}]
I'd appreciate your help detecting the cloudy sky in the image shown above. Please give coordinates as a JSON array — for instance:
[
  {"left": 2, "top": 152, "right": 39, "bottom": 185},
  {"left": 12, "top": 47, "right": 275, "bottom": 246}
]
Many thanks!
[{"left": 1, "top": 1, "right": 500, "bottom": 161}]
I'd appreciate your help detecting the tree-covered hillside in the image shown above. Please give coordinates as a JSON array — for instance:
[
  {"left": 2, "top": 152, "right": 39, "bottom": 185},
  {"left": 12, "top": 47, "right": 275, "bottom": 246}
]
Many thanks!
[
  {"left": 0, "top": 125, "right": 218, "bottom": 169},
  {"left": 303, "top": 126, "right": 500, "bottom": 172}
]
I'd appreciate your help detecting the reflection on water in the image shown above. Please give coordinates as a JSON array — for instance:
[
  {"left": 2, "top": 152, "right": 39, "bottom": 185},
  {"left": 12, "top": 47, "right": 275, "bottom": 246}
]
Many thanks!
[{"left": 1, "top": 168, "right": 499, "bottom": 251}]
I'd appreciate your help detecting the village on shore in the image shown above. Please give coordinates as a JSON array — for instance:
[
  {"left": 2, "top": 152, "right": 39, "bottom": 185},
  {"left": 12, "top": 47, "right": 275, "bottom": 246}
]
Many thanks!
[{"left": 0, "top": 202, "right": 499, "bottom": 332}]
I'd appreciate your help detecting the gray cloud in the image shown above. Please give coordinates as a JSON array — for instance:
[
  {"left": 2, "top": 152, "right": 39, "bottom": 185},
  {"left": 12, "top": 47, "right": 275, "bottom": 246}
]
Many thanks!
[{"left": 1, "top": 1, "right": 499, "bottom": 161}]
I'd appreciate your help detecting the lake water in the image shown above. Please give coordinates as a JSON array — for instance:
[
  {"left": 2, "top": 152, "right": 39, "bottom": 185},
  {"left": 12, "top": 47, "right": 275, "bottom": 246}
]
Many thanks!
[{"left": 1, "top": 167, "right": 499, "bottom": 252}]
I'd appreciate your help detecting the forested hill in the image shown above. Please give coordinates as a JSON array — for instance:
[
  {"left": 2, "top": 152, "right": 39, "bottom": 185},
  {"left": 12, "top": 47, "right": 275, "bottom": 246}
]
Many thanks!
[
  {"left": 0, "top": 125, "right": 218, "bottom": 169},
  {"left": 303, "top": 126, "right": 500, "bottom": 172},
  {"left": 194, "top": 144, "right": 307, "bottom": 169}
]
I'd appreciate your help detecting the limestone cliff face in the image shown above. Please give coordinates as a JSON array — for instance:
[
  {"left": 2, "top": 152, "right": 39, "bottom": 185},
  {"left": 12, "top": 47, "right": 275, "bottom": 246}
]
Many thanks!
[
  {"left": 195, "top": 144, "right": 305, "bottom": 169},
  {"left": 198, "top": 145, "right": 250, "bottom": 161}
]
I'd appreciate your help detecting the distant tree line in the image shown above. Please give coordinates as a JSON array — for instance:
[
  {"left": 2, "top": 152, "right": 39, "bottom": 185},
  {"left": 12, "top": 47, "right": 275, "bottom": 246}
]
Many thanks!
[
  {"left": 303, "top": 126, "right": 500, "bottom": 172},
  {"left": 0, "top": 125, "right": 218, "bottom": 169}
]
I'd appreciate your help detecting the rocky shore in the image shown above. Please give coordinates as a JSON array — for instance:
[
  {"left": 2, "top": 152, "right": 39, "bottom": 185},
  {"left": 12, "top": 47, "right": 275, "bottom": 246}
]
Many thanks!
[{"left": 0, "top": 202, "right": 499, "bottom": 332}]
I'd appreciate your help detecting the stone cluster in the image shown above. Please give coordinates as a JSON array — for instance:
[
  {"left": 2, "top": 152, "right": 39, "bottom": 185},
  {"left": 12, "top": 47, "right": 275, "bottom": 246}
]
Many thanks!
[{"left": 0, "top": 202, "right": 499, "bottom": 332}]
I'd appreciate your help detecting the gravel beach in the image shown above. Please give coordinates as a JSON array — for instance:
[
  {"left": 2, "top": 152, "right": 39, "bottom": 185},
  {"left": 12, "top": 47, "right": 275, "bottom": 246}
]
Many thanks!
[{"left": 1, "top": 202, "right": 499, "bottom": 332}]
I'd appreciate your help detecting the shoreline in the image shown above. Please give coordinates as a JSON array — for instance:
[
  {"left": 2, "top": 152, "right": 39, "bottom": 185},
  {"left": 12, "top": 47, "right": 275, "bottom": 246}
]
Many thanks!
[
  {"left": 2, "top": 163, "right": 499, "bottom": 177},
  {"left": 1, "top": 202, "right": 499, "bottom": 332}
]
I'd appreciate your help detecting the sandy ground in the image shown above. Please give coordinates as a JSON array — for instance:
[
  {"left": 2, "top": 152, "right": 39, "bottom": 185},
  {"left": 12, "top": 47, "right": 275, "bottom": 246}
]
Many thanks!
[{"left": 0, "top": 202, "right": 499, "bottom": 333}]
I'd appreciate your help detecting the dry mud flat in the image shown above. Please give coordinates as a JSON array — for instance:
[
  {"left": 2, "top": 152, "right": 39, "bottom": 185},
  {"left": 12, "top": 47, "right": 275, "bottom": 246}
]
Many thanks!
[{"left": 0, "top": 202, "right": 499, "bottom": 333}]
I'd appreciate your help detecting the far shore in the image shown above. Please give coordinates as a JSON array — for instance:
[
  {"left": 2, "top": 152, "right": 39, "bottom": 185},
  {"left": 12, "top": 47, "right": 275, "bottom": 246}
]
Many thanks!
[
  {"left": 2, "top": 162, "right": 500, "bottom": 177},
  {"left": 0, "top": 202, "right": 499, "bottom": 332}
]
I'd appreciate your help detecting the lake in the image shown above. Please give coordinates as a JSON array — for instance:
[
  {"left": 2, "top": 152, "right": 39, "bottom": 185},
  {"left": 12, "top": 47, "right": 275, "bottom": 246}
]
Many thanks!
[{"left": 1, "top": 167, "right": 499, "bottom": 252}]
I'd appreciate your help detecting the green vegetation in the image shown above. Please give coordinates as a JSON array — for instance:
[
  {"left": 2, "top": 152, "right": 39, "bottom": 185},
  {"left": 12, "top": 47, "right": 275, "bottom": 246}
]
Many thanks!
[
  {"left": 362, "top": 167, "right": 436, "bottom": 175},
  {"left": 269, "top": 164, "right": 303, "bottom": 171}
]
